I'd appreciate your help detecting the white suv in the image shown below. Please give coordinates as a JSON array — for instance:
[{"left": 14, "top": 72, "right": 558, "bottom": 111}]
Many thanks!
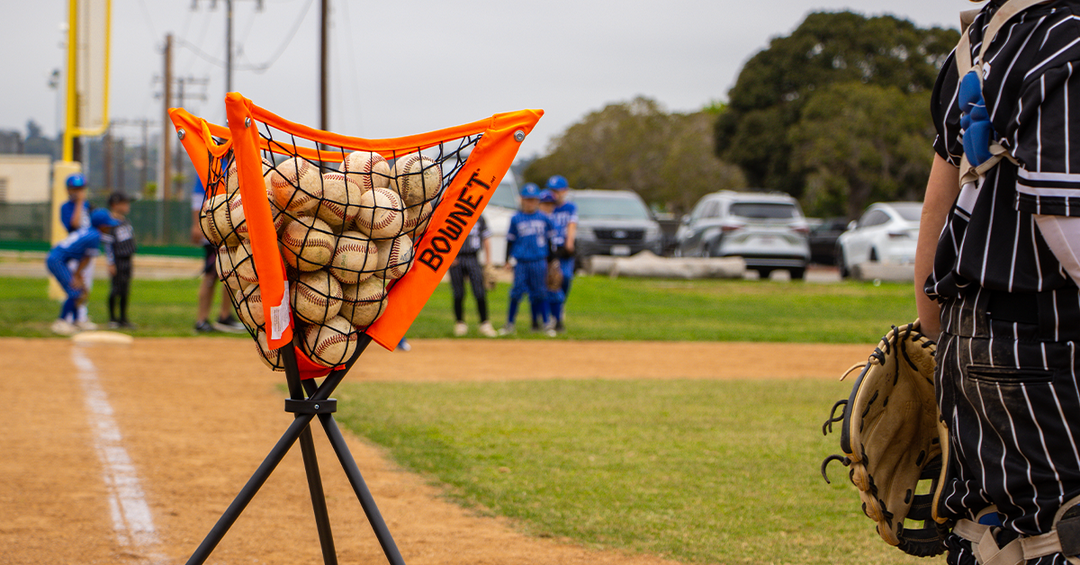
[{"left": 675, "top": 191, "right": 811, "bottom": 279}]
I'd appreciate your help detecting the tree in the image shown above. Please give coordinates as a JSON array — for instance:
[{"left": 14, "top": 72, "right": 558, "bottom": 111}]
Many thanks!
[
  {"left": 715, "top": 11, "right": 957, "bottom": 199},
  {"left": 526, "top": 97, "right": 745, "bottom": 214},
  {"left": 788, "top": 82, "right": 934, "bottom": 219}
]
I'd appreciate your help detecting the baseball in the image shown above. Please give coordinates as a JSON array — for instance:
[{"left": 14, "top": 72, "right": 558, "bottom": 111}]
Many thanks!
[
  {"left": 402, "top": 200, "right": 435, "bottom": 235},
  {"left": 291, "top": 269, "right": 343, "bottom": 324},
  {"left": 215, "top": 244, "right": 246, "bottom": 290},
  {"left": 329, "top": 230, "right": 379, "bottom": 285},
  {"left": 340, "top": 150, "right": 391, "bottom": 191},
  {"left": 201, "top": 193, "right": 230, "bottom": 245},
  {"left": 390, "top": 153, "right": 442, "bottom": 206},
  {"left": 354, "top": 187, "right": 404, "bottom": 239},
  {"left": 269, "top": 156, "right": 323, "bottom": 215},
  {"left": 339, "top": 277, "right": 387, "bottom": 328},
  {"left": 316, "top": 172, "right": 364, "bottom": 230},
  {"left": 375, "top": 233, "right": 414, "bottom": 280},
  {"left": 235, "top": 283, "right": 264, "bottom": 330},
  {"left": 255, "top": 330, "right": 285, "bottom": 371},
  {"left": 230, "top": 239, "right": 260, "bottom": 287},
  {"left": 280, "top": 215, "right": 336, "bottom": 272},
  {"left": 303, "top": 315, "right": 359, "bottom": 368},
  {"left": 225, "top": 162, "right": 240, "bottom": 194}
]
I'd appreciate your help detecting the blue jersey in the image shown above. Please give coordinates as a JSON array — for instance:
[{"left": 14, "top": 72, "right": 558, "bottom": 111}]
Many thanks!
[
  {"left": 506, "top": 210, "right": 555, "bottom": 262},
  {"left": 60, "top": 200, "right": 91, "bottom": 233},
  {"left": 550, "top": 201, "right": 577, "bottom": 242},
  {"left": 49, "top": 226, "right": 101, "bottom": 264}
]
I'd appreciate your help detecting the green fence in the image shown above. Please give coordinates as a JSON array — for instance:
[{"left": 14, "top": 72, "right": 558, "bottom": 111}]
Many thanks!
[{"left": 0, "top": 200, "right": 198, "bottom": 252}]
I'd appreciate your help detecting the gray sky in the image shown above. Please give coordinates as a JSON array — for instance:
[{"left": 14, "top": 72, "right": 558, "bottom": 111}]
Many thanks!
[{"left": 2, "top": 0, "right": 969, "bottom": 159}]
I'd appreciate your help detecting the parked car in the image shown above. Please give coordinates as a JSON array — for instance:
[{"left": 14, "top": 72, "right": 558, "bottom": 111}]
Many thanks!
[
  {"left": 808, "top": 217, "right": 849, "bottom": 265},
  {"left": 477, "top": 172, "right": 520, "bottom": 266},
  {"left": 835, "top": 201, "right": 922, "bottom": 277},
  {"left": 572, "top": 189, "right": 664, "bottom": 268},
  {"left": 674, "top": 190, "right": 811, "bottom": 279}
]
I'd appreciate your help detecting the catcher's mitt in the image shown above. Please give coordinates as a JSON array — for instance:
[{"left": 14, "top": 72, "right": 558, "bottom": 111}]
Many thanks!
[
  {"left": 483, "top": 263, "right": 498, "bottom": 292},
  {"left": 820, "top": 319, "right": 951, "bottom": 557},
  {"left": 546, "top": 258, "right": 563, "bottom": 292}
]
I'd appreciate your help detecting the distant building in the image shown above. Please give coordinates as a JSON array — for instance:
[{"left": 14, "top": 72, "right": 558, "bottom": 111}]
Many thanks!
[
  {"left": 0, "top": 154, "right": 51, "bottom": 203},
  {"left": 0, "top": 130, "right": 22, "bottom": 154}
]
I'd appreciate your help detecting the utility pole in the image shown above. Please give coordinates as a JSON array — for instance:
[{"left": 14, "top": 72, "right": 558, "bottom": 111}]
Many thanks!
[
  {"left": 162, "top": 33, "right": 172, "bottom": 203},
  {"left": 320, "top": 0, "right": 328, "bottom": 131},
  {"left": 191, "top": 0, "right": 263, "bottom": 121}
]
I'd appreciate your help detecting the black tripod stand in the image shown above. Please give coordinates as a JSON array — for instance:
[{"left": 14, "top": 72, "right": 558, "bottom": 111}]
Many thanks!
[{"left": 186, "top": 334, "right": 405, "bottom": 565}]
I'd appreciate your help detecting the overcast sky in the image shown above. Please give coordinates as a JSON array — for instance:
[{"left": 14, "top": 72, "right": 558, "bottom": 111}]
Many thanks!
[{"left": 1, "top": 0, "right": 969, "bottom": 159}]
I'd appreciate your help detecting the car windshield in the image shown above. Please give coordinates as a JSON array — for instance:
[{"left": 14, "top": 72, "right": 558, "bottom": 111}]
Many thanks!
[
  {"left": 488, "top": 176, "right": 518, "bottom": 208},
  {"left": 574, "top": 194, "right": 652, "bottom": 219},
  {"left": 892, "top": 204, "right": 923, "bottom": 222},
  {"left": 729, "top": 202, "right": 798, "bottom": 220}
]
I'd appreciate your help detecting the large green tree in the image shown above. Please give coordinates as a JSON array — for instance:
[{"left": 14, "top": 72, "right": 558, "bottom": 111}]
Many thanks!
[
  {"left": 789, "top": 82, "right": 934, "bottom": 219},
  {"left": 714, "top": 11, "right": 957, "bottom": 207},
  {"left": 526, "top": 97, "right": 745, "bottom": 214}
]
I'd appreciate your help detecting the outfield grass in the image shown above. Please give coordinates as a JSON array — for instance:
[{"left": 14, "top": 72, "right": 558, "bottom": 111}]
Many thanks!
[
  {"left": 0, "top": 273, "right": 918, "bottom": 340},
  {"left": 335, "top": 378, "right": 924, "bottom": 565}
]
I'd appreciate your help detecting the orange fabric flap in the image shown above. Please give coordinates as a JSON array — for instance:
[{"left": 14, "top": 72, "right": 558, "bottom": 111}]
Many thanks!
[{"left": 366, "top": 110, "right": 543, "bottom": 350}]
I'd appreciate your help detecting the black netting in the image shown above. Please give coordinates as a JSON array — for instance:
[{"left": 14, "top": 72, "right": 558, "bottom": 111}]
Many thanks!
[{"left": 198, "top": 126, "right": 481, "bottom": 369}]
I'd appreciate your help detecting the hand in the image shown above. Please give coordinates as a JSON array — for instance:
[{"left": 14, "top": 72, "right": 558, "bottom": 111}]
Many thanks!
[
  {"left": 191, "top": 223, "right": 205, "bottom": 244},
  {"left": 71, "top": 277, "right": 84, "bottom": 291},
  {"left": 565, "top": 241, "right": 575, "bottom": 254},
  {"left": 108, "top": 264, "right": 117, "bottom": 277}
]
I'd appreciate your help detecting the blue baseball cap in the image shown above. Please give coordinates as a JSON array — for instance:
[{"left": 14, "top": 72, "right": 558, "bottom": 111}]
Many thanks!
[
  {"left": 90, "top": 208, "right": 120, "bottom": 229},
  {"left": 520, "top": 182, "right": 541, "bottom": 199},
  {"left": 66, "top": 173, "right": 87, "bottom": 189},
  {"left": 545, "top": 175, "right": 569, "bottom": 190},
  {"left": 540, "top": 189, "right": 556, "bottom": 203}
]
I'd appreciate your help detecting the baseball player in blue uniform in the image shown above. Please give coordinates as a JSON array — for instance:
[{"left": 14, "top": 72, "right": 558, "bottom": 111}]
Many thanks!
[
  {"left": 500, "top": 182, "right": 557, "bottom": 336},
  {"left": 545, "top": 175, "right": 577, "bottom": 333},
  {"left": 47, "top": 208, "right": 120, "bottom": 335},
  {"left": 59, "top": 173, "right": 96, "bottom": 329}
]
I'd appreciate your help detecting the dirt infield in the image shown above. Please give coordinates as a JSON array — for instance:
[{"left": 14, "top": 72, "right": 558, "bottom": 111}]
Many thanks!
[{"left": 0, "top": 337, "right": 868, "bottom": 565}]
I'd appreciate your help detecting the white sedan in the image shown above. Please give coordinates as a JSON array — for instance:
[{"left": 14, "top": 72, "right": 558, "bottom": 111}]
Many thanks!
[{"left": 836, "top": 202, "right": 922, "bottom": 277}]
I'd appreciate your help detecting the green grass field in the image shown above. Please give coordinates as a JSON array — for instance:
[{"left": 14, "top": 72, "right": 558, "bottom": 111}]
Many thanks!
[
  {"left": 2, "top": 272, "right": 928, "bottom": 563},
  {"left": 0, "top": 274, "right": 917, "bottom": 342},
  {"left": 335, "top": 378, "right": 925, "bottom": 565}
]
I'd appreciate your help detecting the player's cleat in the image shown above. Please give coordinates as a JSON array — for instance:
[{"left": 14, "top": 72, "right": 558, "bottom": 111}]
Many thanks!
[
  {"left": 51, "top": 318, "right": 79, "bottom": 335},
  {"left": 214, "top": 315, "right": 247, "bottom": 333},
  {"left": 453, "top": 322, "right": 468, "bottom": 337},
  {"left": 530, "top": 321, "right": 542, "bottom": 332},
  {"left": 119, "top": 320, "right": 138, "bottom": 330},
  {"left": 498, "top": 323, "right": 515, "bottom": 336},
  {"left": 478, "top": 321, "right": 497, "bottom": 338},
  {"left": 555, "top": 320, "right": 566, "bottom": 333},
  {"left": 76, "top": 320, "right": 98, "bottom": 331},
  {"left": 545, "top": 328, "right": 557, "bottom": 338},
  {"left": 194, "top": 320, "right": 216, "bottom": 333},
  {"left": 107, "top": 321, "right": 121, "bottom": 329},
  {"left": 397, "top": 337, "right": 412, "bottom": 352}
]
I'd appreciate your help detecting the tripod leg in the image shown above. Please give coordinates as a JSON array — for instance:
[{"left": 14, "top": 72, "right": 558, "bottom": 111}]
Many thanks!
[
  {"left": 186, "top": 413, "right": 315, "bottom": 565},
  {"left": 298, "top": 421, "right": 338, "bottom": 565},
  {"left": 318, "top": 413, "right": 407, "bottom": 565}
]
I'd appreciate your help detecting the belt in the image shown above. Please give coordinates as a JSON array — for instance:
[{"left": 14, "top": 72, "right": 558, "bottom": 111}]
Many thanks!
[{"left": 987, "top": 291, "right": 1039, "bottom": 325}]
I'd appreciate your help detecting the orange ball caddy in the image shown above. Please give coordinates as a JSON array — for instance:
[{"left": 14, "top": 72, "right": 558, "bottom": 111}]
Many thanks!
[{"left": 171, "top": 92, "right": 541, "bottom": 565}]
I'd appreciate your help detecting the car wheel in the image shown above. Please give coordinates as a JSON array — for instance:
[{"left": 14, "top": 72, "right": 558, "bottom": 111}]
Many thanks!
[
  {"left": 869, "top": 247, "right": 879, "bottom": 262},
  {"left": 835, "top": 245, "right": 850, "bottom": 278},
  {"left": 756, "top": 267, "right": 773, "bottom": 279},
  {"left": 790, "top": 267, "right": 806, "bottom": 280}
]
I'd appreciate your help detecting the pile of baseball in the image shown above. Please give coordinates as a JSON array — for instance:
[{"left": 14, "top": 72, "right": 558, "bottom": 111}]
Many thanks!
[{"left": 200, "top": 149, "right": 443, "bottom": 370}]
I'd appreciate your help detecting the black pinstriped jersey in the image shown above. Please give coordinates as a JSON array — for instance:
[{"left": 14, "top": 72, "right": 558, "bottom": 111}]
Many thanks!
[
  {"left": 102, "top": 219, "right": 136, "bottom": 262},
  {"left": 927, "top": 1, "right": 1080, "bottom": 302}
]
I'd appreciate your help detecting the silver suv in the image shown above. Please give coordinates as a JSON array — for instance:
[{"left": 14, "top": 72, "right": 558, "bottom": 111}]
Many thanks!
[{"left": 675, "top": 191, "right": 811, "bottom": 279}]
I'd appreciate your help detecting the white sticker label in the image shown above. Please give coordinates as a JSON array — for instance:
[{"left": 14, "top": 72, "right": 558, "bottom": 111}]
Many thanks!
[{"left": 270, "top": 279, "right": 291, "bottom": 341}]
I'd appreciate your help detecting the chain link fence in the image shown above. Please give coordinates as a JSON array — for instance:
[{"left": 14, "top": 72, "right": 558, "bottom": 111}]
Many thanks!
[{"left": 0, "top": 199, "right": 197, "bottom": 251}]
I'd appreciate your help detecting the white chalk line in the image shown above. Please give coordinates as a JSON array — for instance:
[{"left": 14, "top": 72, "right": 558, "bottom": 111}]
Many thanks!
[{"left": 72, "top": 347, "right": 165, "bottom": 560}]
